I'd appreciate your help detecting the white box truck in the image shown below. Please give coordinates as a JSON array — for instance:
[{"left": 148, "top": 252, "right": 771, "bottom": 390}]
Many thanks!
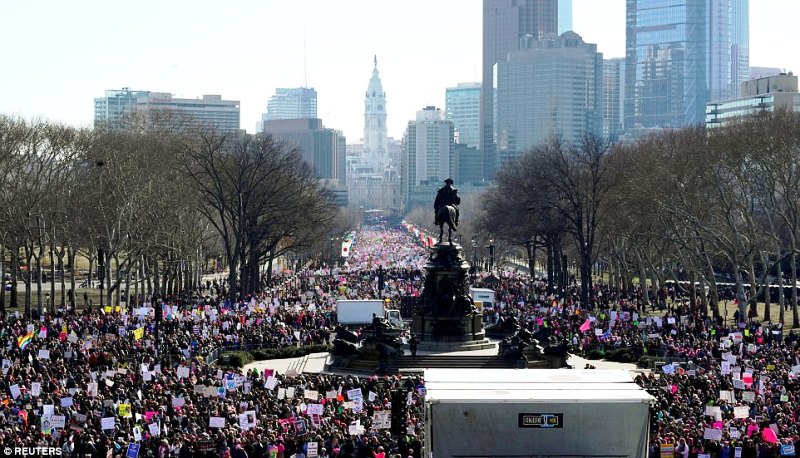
[
  {"left": 336, "top": 299, "right": 404, "bottom": 328},
  {"left": 423, "top": 369, "right": 653, "bottom": 458},
  {"left": 469, "top": 287, "right": 496, "bottom": 308}
]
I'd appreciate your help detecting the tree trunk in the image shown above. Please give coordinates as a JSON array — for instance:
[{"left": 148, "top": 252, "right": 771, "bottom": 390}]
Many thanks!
[
  {"left": 266, "top": 251, "right": 275, "bottom": 286},
  {"left": 35, "top": 249, "right": 43, "bottom": 316},
  {"left": 778, "top": 259, "right": 786, "bottom": 324},
  {"left": 764, "top": 269, "right": 771, "bottom": 323},
  {"left": 144, "top": 257, "right": 152, "bottom": 299},
  {"left": 228, "top": 259, "right": 237, "bottom": 302},
  {"left": 87, "top": 256, "right": 94, "bottom": 291},
  {"left": 546, "top": 241, "right": 554, "bottom": 294},
  {"left": 706, "top": 264, "right": 720, "bottom": 318},
  {"left": 639, "top": 263, "right": 649, "bottom": 306},
  {"left": 688, "top": 271, "right": 697, "bottom": 312},
  {"left": 113, "top": 253, "right": 121, "bottom": 307},
  {"left": 68, "top": 248, "right": 76, "bottom": 308},
  {"left": 125, "top": 259, "right": 132, "bottom": 312},
  {"left": 25, "top": 252, "right": 33, "bottom": 317},
  {"left": 10, "top": 248, "right": 18, "bottom": 311},
  {"left": 733, "top": 264, "right": 749, "bottom": 323},
  {"left": 527, "top": 244, "right": 535, "bottom": 278},
  {"left": 748, "top": 259, "right": 758, "bottom": 319},
  {"left": 0, "top": 246, "right": 5, "bottom": 314},
  {"left": 792, "top": 251, "right": 799, "bottom": 328},
  {"left": 49, "top": 245, "right": 56, "bottom": 314},
  {"left": 133, "top": 259, "right": 140, "bottom": 307},
  {"left": 153, "top": 259, "right": 160, "bottom": 298},
  {"left": 57, "top": 248, "right": 66, "bottom": 310}
]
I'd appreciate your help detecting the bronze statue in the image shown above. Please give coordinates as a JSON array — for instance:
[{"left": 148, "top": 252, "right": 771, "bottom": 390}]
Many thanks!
[{"left": 434, "top": 178, "right": 460, "bottom": 243}]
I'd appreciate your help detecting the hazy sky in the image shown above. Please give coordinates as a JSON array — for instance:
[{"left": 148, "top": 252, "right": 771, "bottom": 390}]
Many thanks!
[{"left": 1, "top": 0, "right": 796, "bottom": 141}]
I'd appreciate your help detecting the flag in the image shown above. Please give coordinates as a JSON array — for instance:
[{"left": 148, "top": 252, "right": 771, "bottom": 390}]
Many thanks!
[
  {"left": 17, "top": 331, "right": 34, "bottom": 350},
  {"left": 341, "top": 240, "right": 352, "bottom": 258},
  {"left": 133, "top": 328, "right": 144, "bottom": 341},
  {"left": 579, "top": 319, "right": 591, "bottom": 333}
]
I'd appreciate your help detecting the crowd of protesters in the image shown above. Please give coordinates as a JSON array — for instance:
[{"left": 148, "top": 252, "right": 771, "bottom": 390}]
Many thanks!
[
  {"left": 0, "top": 226, "right": 428, "bottom": 457},
  {"left": 469, "top": 269, "right": 800, "bottom": 456},
  {"left": 4, "top": 224, "right": 800, "bottom": 457}
]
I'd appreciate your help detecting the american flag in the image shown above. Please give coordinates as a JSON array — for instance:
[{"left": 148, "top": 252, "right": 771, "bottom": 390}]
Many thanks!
[{"left": 193, "top": 325, "right": 201, "bottom": 335}]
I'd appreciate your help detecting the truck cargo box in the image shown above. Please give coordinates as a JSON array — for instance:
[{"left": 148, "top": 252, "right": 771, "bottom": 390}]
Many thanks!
[{"left": 423, "top": 369, "right": 653, "bottom": 458}]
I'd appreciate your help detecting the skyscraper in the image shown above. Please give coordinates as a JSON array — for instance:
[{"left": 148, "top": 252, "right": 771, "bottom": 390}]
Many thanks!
[
  {"left": 261, "top": 118, "right": 346, "bottom": 187},
  {"left": 401, "top": 107, "right": 455, "bottom": 208},
  {"left": 709, "top": 0, "right": 749, "bottom": 100},
  {"left": 558, "top": 0, "right": 572, "bottom": 34},
  {"left": 445, "top": 82, "right": 481, "bottom": 149},
  {"left": 265, "top": 88, "right": 317, "bottom": 120},
  {"left": 603, "top": 58, "right": 625, "bottom": 141},
  {"left": 94, "top": 88, "right": 240, "bottom": 132},
  {"left": 482, "top": 0, "right": 558, "bottom": 181},
  {"left": 257, "top": 87, "right": 317, "bottom": 132},
  {"left": 495, "top": 32, "right": 603, "bottom": 165},
  {"left": 625, "top": 0, "right": 749, "bottom": 130}
]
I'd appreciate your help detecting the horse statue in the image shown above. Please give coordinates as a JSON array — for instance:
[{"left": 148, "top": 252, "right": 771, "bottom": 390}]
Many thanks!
[{"left": 435, "top": 204, "right": 458, "bottom": 243}]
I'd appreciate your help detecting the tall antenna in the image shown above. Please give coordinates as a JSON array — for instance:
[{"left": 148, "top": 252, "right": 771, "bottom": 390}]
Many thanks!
[{"left": 303, "top": 28, "right": 308, "bottom": 88}]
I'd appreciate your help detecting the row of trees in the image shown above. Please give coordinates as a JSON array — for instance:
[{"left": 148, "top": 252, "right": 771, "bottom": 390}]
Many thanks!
[
  {"left": 0, "top": 113, "right": 337, "bottom": 316},
  {"left": 479, "top": 110, "right": 800, "bottom": 325}
]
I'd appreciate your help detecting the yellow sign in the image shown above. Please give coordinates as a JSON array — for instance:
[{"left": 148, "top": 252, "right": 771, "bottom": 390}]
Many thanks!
[
  {"left": 133, "top": 328, "right": 144, "bottom": 341},
  {"left": 104, "top": 306, "right": 112, "bottom": 314},
  {"left": 118, "top": 403, "right": 131, "bottom": 418}
]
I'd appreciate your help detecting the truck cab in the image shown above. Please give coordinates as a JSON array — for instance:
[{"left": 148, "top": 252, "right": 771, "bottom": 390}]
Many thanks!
[{"left": 385, "top": 309, "right": 403, "bottom": 327}]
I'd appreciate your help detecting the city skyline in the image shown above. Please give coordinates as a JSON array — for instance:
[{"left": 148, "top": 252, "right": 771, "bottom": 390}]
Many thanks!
[{"left": 1, "top": 0, "right": 797, "bottom": 142}]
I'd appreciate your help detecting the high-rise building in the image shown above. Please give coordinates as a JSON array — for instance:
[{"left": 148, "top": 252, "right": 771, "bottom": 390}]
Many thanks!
[
  {"left": 706, "top": 73, "right": 800, "bottom": 128},
  {"left": 482, "top": 0, "right": 559, "bottom": 181},
  {"left": 558, "top": 0, "right": 572, "bottom": 34},
  {"left": 401, "top": 106, "right": 455, "bottom": 208},
  {"left": 445, "top": 82, "right": 481, "bottom": 149},
  {"left": 256, "top": 87, "right": 317, "bottom": 132},
  {"left": 709, "top": 0, "right": 749, "bottom": 100},
  {"left": 625, "top": 0, "right": 749, "bottom": 131},
  {"left": 603, "top": 58, "right": 625, "bottom": 141},
  {"left": 94, "top": 88, "right": 240, "bottom": 132},
  {"left": 495, "top": 32, "right": 603, "bottom": 165},
  {"left": 261, "top": 118, "right": 346, "bottom": 188},
  {"left": 347, "top": 58, "right": 400, "bottom": 212}
]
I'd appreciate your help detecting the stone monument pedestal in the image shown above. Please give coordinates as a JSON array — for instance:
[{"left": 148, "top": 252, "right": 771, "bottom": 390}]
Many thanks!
[
  {"left": 411, "top": 242, "right": 491, "bottom": 352},
  {"left": 411, "top": 314, "right": 493, "bottom": 351}
]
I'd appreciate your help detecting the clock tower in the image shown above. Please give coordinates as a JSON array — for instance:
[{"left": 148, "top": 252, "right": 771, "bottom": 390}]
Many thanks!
[{"left": 364, "top": 55, "right": 388, "bottom": 167}]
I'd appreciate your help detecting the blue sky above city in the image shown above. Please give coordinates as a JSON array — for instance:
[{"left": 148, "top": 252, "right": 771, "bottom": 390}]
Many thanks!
[{"left": 1, "top": 0, "right": 796, "bottom": 140}]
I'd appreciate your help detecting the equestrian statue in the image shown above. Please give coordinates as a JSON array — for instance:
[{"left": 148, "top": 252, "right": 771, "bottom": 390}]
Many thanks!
[{"left": 434, "top": 178, "right": 460, "bottom": 243}]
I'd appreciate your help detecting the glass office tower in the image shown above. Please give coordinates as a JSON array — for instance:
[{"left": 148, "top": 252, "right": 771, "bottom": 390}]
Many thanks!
[{"left": 625, "top": 0, "right": 749, "bottom": 130}]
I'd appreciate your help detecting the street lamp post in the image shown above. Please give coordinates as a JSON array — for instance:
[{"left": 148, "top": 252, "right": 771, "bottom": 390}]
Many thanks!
[
  {"left": 487, "top": 239, "right": 495, "bottom": 274},
  {"left": 329, "top": 236, "right": 334, "bottom": 268},
  {"left": 471, "top": 239, "right": 477, "bottom": 276}
]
